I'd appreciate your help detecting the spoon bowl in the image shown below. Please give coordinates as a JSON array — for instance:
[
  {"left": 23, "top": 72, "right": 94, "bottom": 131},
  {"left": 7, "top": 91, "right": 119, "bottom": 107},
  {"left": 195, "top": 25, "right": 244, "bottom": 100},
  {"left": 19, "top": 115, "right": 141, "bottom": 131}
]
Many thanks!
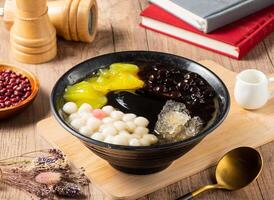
[
  {"left": 216, "top": 146, "right": 263, "bottom": 190},
  {"left": 178, "top": 147, "right": 263, "bottom": 200}
]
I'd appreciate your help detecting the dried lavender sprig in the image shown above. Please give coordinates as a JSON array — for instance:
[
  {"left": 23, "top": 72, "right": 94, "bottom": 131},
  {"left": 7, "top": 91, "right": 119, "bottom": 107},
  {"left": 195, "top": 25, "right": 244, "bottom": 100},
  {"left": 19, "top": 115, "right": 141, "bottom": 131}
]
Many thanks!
[
  {"left": 0, "top": 160, "right": 31, "bottom": 166},
  {"left": 0, "top": 150, "right": 50, "bottom": 162},
  {"left": 54, "top": 181, "right": 85, "bottom": 198},
  {"left": 0, "top": 150, "right": 56, "bottom": 167},
  {"left": 1, "top": 169, "right": 53, "bottom": 198},
  {"left": 0, "top": 149, "right": 89, "bottom": 199}
]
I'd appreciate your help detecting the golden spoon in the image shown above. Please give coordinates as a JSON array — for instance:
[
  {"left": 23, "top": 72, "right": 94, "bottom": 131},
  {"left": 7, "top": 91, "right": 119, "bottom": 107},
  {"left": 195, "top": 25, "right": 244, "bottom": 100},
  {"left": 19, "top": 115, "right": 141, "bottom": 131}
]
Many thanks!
[{"left": 177, "top": 146, "right": 263, "bottom": 200}]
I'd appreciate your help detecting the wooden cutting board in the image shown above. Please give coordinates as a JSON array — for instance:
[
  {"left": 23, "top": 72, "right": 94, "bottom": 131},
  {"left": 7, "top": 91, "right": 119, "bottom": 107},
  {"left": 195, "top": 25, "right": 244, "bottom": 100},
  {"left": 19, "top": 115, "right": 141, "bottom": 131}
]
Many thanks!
[{"left": 37, "top": 60, "right": 274, "bottom": 200}]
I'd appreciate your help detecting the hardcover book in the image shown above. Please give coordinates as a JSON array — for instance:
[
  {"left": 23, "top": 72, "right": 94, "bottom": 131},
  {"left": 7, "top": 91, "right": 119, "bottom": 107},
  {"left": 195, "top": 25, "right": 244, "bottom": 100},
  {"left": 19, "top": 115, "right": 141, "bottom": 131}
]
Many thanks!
[
  {"left": 140, "top": 5, "right": 274, "bottom": 59},
  {"left": 149, "top": 0, "right": 273, "bottom": 33}
]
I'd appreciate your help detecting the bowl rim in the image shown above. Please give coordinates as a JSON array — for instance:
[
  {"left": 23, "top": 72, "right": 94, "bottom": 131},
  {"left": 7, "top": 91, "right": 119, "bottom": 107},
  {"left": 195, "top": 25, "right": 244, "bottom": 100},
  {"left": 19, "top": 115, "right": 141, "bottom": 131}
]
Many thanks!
[
  {"left": 50, "top": 51, "right": 230, "bottom": 151},
  {"left": 0, "top": 63, "right": 40, "bottom": 112}
]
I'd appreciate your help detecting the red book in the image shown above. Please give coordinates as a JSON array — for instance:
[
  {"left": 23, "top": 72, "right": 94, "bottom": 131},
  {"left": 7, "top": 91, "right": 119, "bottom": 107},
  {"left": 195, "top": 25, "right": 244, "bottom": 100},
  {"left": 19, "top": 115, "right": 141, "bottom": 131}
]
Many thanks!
[{"left": 140, "top": 5, "right": 274, "bottom": 59}]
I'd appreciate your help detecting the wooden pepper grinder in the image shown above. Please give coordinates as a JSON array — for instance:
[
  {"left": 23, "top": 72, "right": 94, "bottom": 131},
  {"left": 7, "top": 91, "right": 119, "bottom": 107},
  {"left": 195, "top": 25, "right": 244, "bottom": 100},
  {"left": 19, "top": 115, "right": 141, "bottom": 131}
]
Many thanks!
[
  {"left": 1, "top": 0, "right": 98, "bottom": 43},
  {"left": 10, "top": 0, "right": 57, "bottom": 64},
  {"left": 48, "top": 0, "right": 98, "bottom": 43}
]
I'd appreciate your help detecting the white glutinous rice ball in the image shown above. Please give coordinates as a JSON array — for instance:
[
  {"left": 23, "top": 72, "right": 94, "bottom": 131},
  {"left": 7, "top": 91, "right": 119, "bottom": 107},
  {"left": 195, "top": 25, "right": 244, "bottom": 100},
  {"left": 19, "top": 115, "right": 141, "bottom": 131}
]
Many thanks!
[
  {"left": 126, "top": 121, "right": 136, "bottom": 132},
  {"left": 134, "top": 117, "right": 149, "bottom": 127},
  {"left": 78, "top": 103, "right": 93, "bottom": 113},
  {"left": 99, "top": 124, "right": 108, "bottom": 132},
  {"left": 80, "top": 112, "right": 94, "bottom": 121},
  {"left": 102, "top": 117, "right": 115, "bottom": 124},
  {"left": 134, "top": 127, "right": 149, "bottom": 136},
  {"left": 70, "top": 118, "right": 86, "bottom": 130},
  {"left": 110, "top": 111, "right": 124, "bottom": 120},
  {"left": 101, "top": 125, "right": 118, "bottom": 136},
  {"left": 63, "top": 102, "right": 78, "bottom": 114},
  {"left": 68, "top": 112, "right": 80, "bottom": 122},
  {"left": 122, "top": 113, "right": 136, "bottom": 122},
  {"left": 113, "top": 121, "right": 127, "bottom": 131},
  {"left": 131, "top": 133, "right": 142, "bottom": 139},
  {"left": 129, "top": 138, "right": 141, "bottom": 146},
  {"left": 79, "top": 126, "right": 93, "bottom": 136},
  {"left": 113, "top": 135, "right": 129, "bottom": 146},
  {"left": 87, "top": 117, "right": 101, "bottom": 131},
  {"left": 91, "top": 132, "right": 105, "bottom": 142},
  {"left": 118, "top": 130, "right": 131, "bottom": 139},
  {"left": 102, "top": 105, "right": 115, "bottom": 115},
  {"left": 143, "top": 134, "right": 158, "bottom": 144},
  {"left": 104, "top": 135, "right": 115, "bottom": 144},
  {"left": 140, "top": 137, "right": 151, "bottom": 146}
]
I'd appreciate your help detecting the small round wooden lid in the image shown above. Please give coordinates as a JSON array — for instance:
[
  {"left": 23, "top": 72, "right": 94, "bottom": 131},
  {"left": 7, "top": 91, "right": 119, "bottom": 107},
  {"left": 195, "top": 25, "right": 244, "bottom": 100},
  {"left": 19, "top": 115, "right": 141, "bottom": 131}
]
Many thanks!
[{"left": 76, "top": 0, "right": 98, "bottom": 43}]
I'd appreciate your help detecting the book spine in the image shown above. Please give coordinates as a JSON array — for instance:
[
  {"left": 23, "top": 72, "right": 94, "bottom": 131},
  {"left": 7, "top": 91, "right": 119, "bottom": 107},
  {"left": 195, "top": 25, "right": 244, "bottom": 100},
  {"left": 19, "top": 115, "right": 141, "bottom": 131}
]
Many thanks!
[{"left": 237, "top": 14, "right": 274, "bottom": 59}]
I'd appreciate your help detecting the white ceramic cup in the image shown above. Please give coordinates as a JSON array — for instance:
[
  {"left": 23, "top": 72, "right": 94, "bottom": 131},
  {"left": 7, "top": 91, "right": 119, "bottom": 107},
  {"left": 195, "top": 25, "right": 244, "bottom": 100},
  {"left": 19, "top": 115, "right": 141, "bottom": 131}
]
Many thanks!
[{"left": 234, "top": 69, "right": 274, "bottom": 110}]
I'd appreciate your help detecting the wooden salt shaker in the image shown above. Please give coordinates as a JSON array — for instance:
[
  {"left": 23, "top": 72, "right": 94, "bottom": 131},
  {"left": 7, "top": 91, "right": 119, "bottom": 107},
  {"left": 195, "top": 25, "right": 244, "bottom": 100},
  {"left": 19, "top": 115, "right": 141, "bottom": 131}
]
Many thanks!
[
  {"left": 10, "top": 0, "right": 57, "bottom": 64},
  {"left": 1, "top": 0, "right": 98, "bottom": 43}
]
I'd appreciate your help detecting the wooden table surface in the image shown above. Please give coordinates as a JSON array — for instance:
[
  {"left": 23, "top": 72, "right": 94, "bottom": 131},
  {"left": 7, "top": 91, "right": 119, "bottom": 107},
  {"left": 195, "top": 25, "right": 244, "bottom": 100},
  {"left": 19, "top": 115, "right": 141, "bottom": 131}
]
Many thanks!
[{"left": 0, "top": 0, "right": 274, "bottom": 199}]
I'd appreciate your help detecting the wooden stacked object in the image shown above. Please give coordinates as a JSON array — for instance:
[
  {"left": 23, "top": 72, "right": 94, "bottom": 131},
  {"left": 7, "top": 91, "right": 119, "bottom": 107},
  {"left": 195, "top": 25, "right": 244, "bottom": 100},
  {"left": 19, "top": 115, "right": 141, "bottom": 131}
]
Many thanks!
[
  {"left": 10, "top": 0, "right": 57, "bottom": 63},
  {"left": 1, "top": 0, "right": 98, "bottom": 43},
  {"left": 48, "top": 0, "right": 98, "bottom": 42}
]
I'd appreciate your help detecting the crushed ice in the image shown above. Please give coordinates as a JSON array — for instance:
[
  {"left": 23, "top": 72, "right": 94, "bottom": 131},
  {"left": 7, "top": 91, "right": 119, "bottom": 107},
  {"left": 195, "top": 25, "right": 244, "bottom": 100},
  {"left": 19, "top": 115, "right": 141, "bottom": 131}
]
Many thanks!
[{"left": 155, "top": 100, "right": 203, "bottom": 142}]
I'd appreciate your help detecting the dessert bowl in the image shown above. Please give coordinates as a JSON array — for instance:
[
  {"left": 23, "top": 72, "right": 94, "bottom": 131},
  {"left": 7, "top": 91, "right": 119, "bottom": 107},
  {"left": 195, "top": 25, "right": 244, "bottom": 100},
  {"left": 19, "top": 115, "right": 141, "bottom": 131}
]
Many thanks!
[
  {"left": 50, "top": 51, "right": 230, "bottom": 174},
  {"left": 0, "top": 64, "right": 39, "bottom": 120}
]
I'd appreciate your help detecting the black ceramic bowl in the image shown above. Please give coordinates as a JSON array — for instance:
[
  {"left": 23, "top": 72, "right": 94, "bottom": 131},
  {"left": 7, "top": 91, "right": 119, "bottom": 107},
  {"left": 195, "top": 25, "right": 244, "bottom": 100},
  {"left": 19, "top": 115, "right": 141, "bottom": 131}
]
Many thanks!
[{"left": 51, "top": 51, "right": 230, "bottom": 174}]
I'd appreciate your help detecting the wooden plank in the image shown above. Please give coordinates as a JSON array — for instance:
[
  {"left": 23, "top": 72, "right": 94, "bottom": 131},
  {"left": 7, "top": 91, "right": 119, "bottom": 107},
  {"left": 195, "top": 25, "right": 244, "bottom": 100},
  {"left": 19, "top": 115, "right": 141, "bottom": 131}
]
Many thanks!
[
  {"left": 255, "top": 33, "right": 274, "bottom": 200},
  {"left": 263, "top": 34, "right": 274, "bottom": 64},
  {"left": 138, "top": 1, "right": 273, "bottom": 199},
  {"left": 0, "top": 0, "right": 273, "bottom": 199},
  {"left": 0, "top": 0, "right": 148, "bottom": 199},
  {"left": 0, "top": 0, "right": 117, "bottom": 199},
  {"left": 37, "top": 60, "right": 274, "bottom": 200}
]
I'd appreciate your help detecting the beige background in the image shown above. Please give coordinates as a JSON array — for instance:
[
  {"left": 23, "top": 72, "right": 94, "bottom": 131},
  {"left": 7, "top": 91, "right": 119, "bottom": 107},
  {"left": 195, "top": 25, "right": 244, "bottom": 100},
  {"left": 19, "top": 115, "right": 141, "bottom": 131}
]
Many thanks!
[{"left": 0, "top": 0, "right": 274, "bottom": 199}]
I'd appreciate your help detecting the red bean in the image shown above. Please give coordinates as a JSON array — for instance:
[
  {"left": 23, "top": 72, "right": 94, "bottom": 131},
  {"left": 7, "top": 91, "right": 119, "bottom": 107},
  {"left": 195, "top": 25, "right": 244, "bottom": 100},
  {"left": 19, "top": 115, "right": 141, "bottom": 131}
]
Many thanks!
[
  {"left": 0, "top": 70, "right": 32, "bottom": 109},
  {"left": 11, "top": 97, "right": 17, "bottom": 103},
  {"left": 1, "top": 88, "right": 7, "bottom": 93},
  {"left": 4, "top": 101, "right": 11, "bottom": 106},
  {"left": 14, "top": 91, "right": 22, "bottom": 96},
  {"left": 16, "top": 86, "right": 22, "bottom": 91}
]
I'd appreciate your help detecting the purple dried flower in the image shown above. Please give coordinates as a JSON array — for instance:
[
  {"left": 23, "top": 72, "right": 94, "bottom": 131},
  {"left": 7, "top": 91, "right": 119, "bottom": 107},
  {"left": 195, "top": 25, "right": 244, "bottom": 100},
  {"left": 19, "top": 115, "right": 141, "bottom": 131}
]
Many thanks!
[
  {"left": 37, "top": 156, "right": 57, "bottom": 165},
  {"left": 0, "top": 149, "right": 89, "bottom": 199},
  {"left": 54, "top": 182, "right": 84, "bottom": 198}
]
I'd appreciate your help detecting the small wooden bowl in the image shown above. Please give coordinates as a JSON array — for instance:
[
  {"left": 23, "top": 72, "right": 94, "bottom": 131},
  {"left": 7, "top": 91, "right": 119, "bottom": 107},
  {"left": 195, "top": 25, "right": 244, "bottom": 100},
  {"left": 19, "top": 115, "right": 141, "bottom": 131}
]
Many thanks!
[{"left": 0, "top": 64, "right": 39, "bottom": 120}]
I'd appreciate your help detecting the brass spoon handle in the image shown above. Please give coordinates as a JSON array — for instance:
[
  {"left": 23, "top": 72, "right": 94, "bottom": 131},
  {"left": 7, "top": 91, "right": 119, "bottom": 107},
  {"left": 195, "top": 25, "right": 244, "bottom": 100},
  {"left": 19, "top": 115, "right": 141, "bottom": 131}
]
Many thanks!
[{"left": 176, "top": 184, "right": 221, "bottom": 200}]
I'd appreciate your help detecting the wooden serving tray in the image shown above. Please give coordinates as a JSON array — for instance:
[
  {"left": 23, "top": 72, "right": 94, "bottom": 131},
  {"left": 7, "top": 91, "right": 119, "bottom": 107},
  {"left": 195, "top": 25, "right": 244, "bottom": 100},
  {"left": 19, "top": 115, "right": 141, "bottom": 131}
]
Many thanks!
[{"left": 37, "top": 60, "right": 274, "bottom": 200}]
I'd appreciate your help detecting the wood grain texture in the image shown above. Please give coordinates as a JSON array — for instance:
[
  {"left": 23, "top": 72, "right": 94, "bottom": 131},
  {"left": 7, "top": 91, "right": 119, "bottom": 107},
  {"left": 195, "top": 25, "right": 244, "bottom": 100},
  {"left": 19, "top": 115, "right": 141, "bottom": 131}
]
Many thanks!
[{"left": 0, "top": 0, "right": 273, "bottom": 199}]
